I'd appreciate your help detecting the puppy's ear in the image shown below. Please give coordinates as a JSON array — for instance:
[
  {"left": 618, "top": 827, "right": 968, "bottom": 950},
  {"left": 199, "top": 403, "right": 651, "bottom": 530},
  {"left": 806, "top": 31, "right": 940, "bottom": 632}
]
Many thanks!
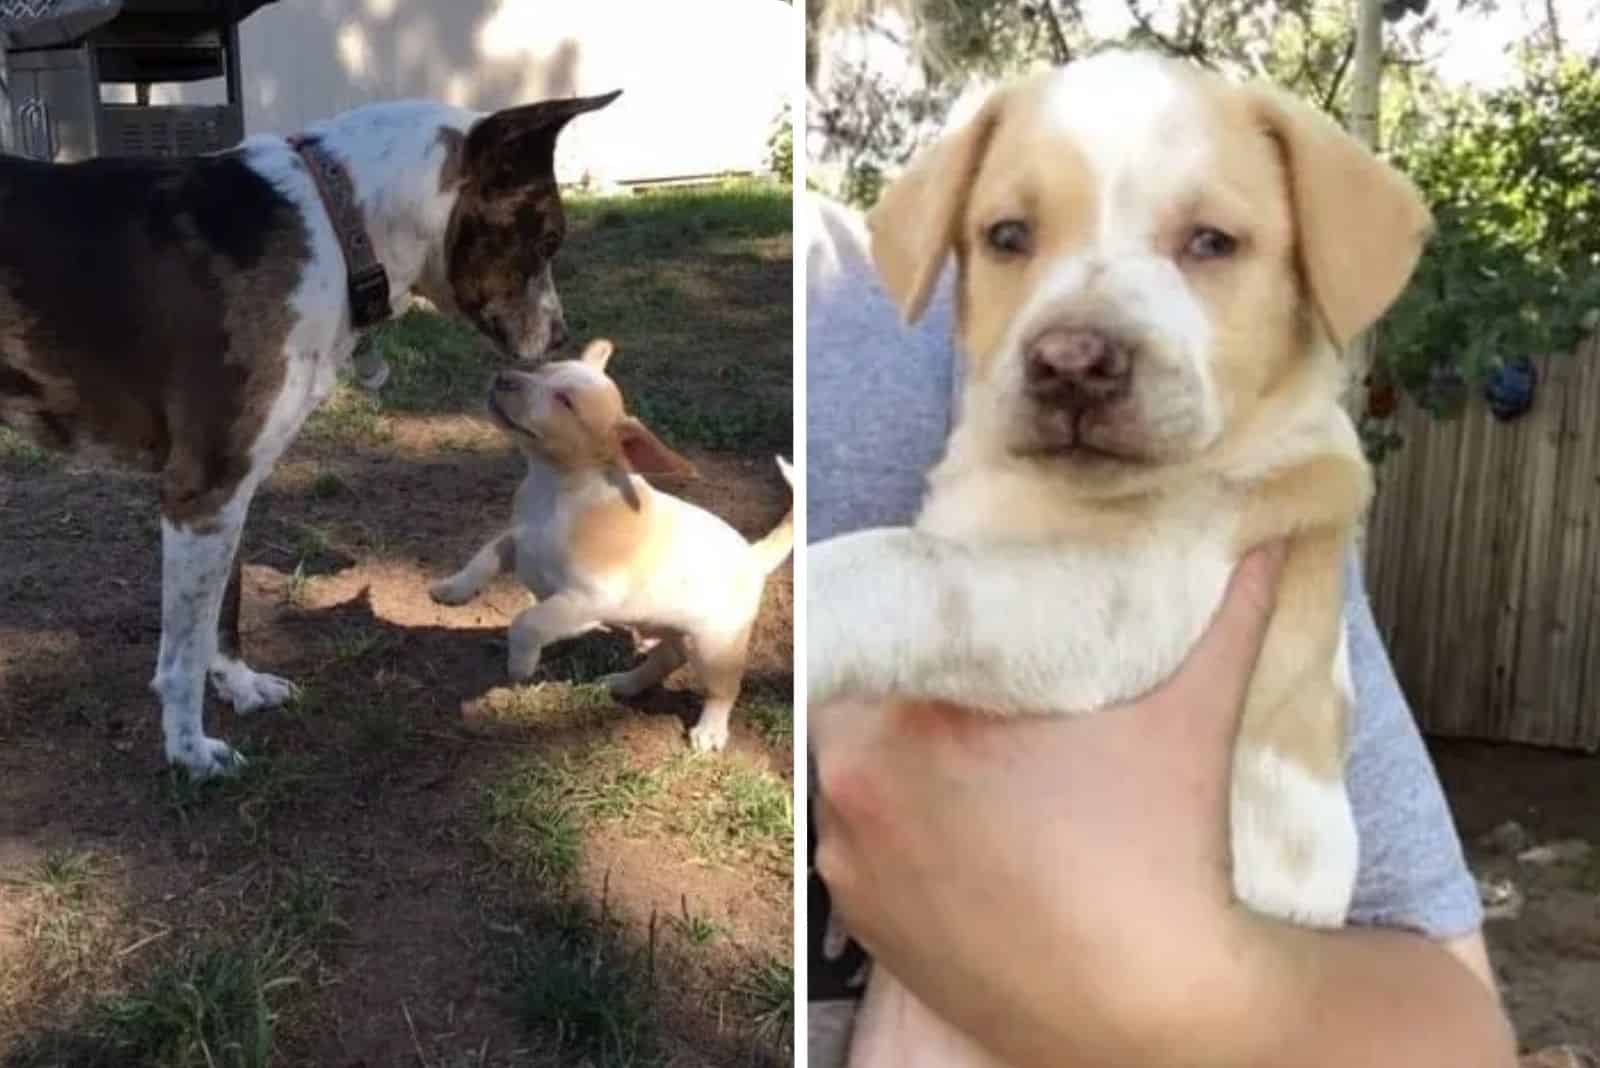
[
  {"left": 580, "top": 338, "right": 615, "bottom": 371},
  {"left": 615, "top": 417, "right": 698, "bottom": 478},
  {"left": 1251, "top": 85, "right": 1432, "bottom": 350},
  {"left": 464, "top": 90, "right": 622, "bottom": 191},
  {"left": 867, "top": 93, "right": 1004, "bottom": 324}
]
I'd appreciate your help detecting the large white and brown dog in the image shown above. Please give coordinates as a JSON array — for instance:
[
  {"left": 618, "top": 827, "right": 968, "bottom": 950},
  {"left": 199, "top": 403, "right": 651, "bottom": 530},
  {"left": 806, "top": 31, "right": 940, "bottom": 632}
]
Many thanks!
[
  {"left": 807, "top": 50, "right": 1430, "bottom": 1065},
  {"left": 0, "top": 90, "right": 618, "bottom": 777}
]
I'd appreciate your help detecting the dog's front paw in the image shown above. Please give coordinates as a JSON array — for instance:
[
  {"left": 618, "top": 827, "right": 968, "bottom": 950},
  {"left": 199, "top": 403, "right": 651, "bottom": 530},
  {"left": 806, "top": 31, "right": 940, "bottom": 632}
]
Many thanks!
[
  {"left": 599, "top": 670, "right": 647, "bottom": 700},
  {"left": 507, "top": 650, "right": 541, "bottom": 684},
  {"left": 209, "top": 658, "right": 298, "bottom": 714},
  {"left": 166, "top": 734, "right": 246, "bottom": 779},
  {"left": 688, "top": 720, "right": 729, "bottom": 753},
  {"left": 429, "top": 578, "right": 475, "bottom": 606},
  {"left": 354, "top": 352, "right": 390, "bottom": 391}
]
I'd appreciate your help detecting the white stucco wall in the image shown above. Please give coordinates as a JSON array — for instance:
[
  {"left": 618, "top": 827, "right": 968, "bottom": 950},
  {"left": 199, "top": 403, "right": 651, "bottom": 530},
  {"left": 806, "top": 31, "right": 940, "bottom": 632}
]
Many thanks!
[{"left": 150, "top": 0, "right": 797, "bottom": 184}]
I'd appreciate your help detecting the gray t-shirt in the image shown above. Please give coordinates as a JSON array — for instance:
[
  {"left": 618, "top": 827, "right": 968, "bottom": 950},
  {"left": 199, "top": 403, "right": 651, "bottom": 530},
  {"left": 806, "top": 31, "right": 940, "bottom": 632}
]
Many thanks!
[{"left": 804, "top": 192, "right": 1481, "bottom": 940}]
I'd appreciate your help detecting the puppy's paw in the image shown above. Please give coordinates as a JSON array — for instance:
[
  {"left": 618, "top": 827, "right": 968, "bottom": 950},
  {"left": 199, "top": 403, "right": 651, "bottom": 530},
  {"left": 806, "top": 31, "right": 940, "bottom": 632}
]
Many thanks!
[
  {"left": 688, "top": 720, "right": 730, "bottom": 753},
  {"left": 166, "top": 734, "right": 246, "bottom": 779},
  {"left": 208, "top": 657, "right": 298, "bottom": 714},
  {"left": 429, "top": 578, "right": 474, "bottom": 606}
]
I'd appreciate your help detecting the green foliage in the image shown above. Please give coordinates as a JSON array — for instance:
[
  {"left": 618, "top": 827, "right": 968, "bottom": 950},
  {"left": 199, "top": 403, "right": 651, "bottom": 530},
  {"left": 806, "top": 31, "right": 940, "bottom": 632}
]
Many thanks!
[
  {"left": 766, "top": 103, "right": 794, "bottom": 184},
  {"left": 1380, "top": 56, "right": 1600, "bottom": 416}
]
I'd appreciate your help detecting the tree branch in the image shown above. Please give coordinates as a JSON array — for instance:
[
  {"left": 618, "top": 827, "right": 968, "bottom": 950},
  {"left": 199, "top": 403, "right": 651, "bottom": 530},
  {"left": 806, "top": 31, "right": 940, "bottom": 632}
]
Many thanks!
[
  {"left": 1322, "top": 33, "right": 1357, "bottom": 113},
  {"left": 1036, "top": 0, "right": 1073, "bottom": 64}
]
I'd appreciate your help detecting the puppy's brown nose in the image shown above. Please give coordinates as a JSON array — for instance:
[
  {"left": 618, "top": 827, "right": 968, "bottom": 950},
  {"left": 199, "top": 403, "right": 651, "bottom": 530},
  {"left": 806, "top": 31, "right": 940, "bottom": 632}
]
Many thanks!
[{"left": 1025, "top": 328, "right": 1131, "bottom": 408}]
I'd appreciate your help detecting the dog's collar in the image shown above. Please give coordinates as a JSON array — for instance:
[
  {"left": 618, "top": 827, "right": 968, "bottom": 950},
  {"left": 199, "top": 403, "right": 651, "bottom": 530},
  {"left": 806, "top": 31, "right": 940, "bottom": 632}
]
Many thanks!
[{"left": 288, "top": 134, "right": 392, "bottom": 330}]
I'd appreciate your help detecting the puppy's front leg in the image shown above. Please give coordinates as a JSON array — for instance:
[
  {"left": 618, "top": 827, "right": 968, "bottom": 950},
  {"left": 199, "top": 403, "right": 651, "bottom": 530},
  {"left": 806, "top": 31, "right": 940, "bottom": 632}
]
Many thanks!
[
  {"left": 506, "top": 592, "right": 599, "bottom": 682},
  {"left": 431, "top": 531, "right": 517, "bottom": 606},
  {"left": 807, "top": 527, "right": 1225, "bottom": 717}
]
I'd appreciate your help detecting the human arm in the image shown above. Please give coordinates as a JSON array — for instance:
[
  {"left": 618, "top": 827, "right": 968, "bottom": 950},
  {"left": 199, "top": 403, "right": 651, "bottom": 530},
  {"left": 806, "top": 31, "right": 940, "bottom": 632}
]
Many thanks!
[{"left": 812, "top": 547, "right": 1517, "bottom": 1068}]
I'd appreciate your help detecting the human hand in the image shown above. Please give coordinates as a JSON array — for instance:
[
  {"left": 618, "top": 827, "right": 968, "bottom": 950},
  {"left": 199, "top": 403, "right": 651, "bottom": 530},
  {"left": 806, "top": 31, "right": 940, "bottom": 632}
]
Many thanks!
[{"left": 811, "top": 542, "right": 1287, "bottom": 1068}]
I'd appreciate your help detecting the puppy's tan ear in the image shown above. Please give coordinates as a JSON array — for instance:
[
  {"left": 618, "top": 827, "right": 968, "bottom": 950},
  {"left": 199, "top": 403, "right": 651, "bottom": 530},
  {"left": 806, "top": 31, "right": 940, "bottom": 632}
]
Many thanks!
[
  {"left": 1251, "top": 86, "right": 1432, "bottom": 349},
  {"left": 867, "top": 93, "right": 1004, "bottom": 324},
  {"left": 581, "top": 338, "right": 615, "bottom": 371},
  {"left": 615, "top": 417, "right": 697, "bottom": 478}
]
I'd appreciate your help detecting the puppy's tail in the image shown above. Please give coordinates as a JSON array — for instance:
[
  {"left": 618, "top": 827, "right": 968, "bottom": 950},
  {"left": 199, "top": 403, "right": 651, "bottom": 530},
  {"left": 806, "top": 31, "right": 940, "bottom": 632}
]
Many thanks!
[{"left": 749, "top": 457, "right": 795, "bottom": 576}]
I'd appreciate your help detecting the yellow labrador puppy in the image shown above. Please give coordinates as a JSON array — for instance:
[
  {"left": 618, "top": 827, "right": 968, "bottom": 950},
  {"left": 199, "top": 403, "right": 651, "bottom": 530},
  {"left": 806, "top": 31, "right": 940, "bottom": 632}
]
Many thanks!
[
  {"left": 433, "top": 340, "right": 793, "bottom": 752},
  {"left": 806, "top": 50, "right": 1430, "bottom": 1065}
]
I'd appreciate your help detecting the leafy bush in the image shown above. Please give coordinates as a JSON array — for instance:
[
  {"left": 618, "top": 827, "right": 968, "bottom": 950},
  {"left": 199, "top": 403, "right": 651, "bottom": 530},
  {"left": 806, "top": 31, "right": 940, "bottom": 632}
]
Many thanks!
[
  {"left": 1379, "top": 56, "right": 1600, "bottom": 417},
  {"left": 766, "top": 104, "right": 794, "bottom": 185}
]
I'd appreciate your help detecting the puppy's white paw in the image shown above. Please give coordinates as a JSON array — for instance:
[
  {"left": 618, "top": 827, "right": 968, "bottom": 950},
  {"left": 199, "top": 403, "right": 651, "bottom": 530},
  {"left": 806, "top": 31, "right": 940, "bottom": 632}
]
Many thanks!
[
  {"left": 689, "top": 720, "right": 729, "bottom": 753},
  {"left": 209, "top": 657, "right": 298, "bottom": 714},
  {"left": 429, "top": 578, "right": 473, "bottom": 606},
  {"left": 166, "top": 734, "right": 246, "bottom": 778}
]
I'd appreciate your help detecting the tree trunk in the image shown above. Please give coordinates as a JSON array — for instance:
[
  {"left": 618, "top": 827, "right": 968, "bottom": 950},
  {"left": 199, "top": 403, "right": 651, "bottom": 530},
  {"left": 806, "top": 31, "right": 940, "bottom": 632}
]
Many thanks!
[{"left": 1348, "top": 0, "right": 1385, "bottom": 552}]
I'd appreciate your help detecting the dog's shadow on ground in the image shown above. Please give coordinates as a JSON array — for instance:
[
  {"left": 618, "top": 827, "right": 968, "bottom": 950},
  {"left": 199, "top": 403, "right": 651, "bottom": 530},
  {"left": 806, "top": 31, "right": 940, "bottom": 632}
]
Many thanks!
[{"left": 283, "top": 584, "right": 707, "bottom": 741}]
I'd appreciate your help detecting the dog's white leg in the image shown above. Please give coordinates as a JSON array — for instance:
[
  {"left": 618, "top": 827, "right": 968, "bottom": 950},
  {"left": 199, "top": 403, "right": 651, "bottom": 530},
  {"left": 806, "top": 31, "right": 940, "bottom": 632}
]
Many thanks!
[
  {"left": 685, "top": 625, "right": 752, "bottom": 753},
  {"left": 206, "top": 551, "right": 298, "bottom": 714},
  {"left": 431, "top": 531, "right": 517, "bottom": 606},
  {"left": 153, "top": 494, "right": 252, "bottom": 777},
  {"left": 807, "top": 526, "right": 1228, "bottom": 718},
  {"left": 505, "top": 592, "right": 598, "bottom": 683},
  {"left": 600, "top": 635, "right": 687, "bottom": 698}
]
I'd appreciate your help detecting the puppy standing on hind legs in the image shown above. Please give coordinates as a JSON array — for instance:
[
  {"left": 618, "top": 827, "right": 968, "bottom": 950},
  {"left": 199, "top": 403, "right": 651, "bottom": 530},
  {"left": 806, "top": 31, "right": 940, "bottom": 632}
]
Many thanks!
[{"left": 431, "top": 338, "right": 793, "bottom": 753}]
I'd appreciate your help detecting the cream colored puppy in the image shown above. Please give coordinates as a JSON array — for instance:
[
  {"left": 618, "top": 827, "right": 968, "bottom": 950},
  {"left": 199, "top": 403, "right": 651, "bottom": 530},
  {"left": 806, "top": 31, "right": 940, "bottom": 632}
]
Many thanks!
[
  {"left": 807, "top": 50, "right": 1430, "bottom": 1065},
  {"left": 433, "top": 340, "right": 794, "bottom": 753}
]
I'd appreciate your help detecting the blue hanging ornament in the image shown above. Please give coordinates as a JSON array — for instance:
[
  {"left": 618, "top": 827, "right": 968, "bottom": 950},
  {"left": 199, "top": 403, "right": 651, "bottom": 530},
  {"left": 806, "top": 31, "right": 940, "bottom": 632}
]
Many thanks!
[{"left": 1483, "top": 356, "right": 1537, "bottom": 422}]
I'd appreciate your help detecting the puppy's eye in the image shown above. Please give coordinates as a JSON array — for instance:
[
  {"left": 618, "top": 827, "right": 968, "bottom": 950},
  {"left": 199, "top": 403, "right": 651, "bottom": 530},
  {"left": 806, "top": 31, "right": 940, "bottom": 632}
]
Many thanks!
[
  {"left": 1185, "top": 227, "right": 1237, "bottom": 260},
  {"left": 985, "top": 219, "right": 1033, "bottom": 256},
  {"left": 554, "top": 390, "right": 575, "bottom": 411}
]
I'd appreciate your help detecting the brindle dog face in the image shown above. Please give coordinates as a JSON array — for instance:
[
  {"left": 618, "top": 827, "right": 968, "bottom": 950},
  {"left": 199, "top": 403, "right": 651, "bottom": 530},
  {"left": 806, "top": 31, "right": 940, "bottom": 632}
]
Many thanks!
[{"left": 444, "top": 91, "right": 620, "bottom": 361}]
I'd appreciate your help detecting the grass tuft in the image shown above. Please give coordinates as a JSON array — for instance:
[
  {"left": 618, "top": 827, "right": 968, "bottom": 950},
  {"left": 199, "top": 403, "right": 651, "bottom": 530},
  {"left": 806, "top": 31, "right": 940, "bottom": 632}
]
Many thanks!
[
  {"left": 510, "top": 915, "right": 661, "bottom": 1068},
  {"left": 736, "top": 956, "right": 793, "bottom": 1053}
]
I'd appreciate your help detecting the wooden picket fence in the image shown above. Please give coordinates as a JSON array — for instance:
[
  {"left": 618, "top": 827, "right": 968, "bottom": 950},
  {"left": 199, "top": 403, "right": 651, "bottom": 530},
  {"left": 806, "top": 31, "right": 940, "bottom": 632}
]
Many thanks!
[{"left": 1365, "top": 335, "right": 1600, "bottom": 751}]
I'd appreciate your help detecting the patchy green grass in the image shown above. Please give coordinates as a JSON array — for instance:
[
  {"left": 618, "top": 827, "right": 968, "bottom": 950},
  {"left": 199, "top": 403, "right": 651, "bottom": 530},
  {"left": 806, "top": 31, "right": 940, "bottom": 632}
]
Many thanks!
[
  {"left": 563, "top": 184, "right": 792, "bottom": 454},
  {"left": 741, "top": 683, "right": 794, "bottom": 748},
  {"left": 485, "top": 742, "right": 792, "bottom": 887},
  {"left": 669, "top": 898, "right": 722, "bottom": 947},
  {"left": 8, "top": 936, "right": 307, "bottom": 1068},
  {"left": 0, "top": 426, "right": 54, "bottom": 471},
  {"left": 510, "top": 917, "right": 661, "bottom": 1068},
  {"left": 737, "top": 956, "right": 793, "bottom": 1054}
]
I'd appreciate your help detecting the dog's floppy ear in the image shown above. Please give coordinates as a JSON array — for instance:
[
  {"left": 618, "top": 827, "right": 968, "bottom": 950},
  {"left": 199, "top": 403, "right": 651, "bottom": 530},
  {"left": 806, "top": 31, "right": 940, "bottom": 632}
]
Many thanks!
[
  {"left": 1250, "top": 85, "right": 1432, "bottom": 350},
  {"left": 580, "top": 338, "right": 615, "bottom": 371},
  {"left": 867, "top": 92, "right": 1004, "bottom": 324},
  {"left": 463, "top": 90, "right": 622, "bottom": 191},
  {"left": 615, "top": 417, "right": 698, "bottom": 478}
]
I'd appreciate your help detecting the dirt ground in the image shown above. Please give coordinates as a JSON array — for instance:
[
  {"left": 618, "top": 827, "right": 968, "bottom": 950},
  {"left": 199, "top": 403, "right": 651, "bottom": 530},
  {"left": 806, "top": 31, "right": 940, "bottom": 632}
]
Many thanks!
[
  {"left": 0, "top": 185, "right": 793, "bottom": 1068},
  {"left": 1432, "top": 739, "right": 1600, "bottom": 1058}
]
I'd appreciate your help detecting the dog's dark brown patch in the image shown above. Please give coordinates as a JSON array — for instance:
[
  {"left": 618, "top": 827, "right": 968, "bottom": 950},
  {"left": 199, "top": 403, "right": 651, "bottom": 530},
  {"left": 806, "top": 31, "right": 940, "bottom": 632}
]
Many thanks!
[
  {"left": 0, "top": 150, "right": 310, "bottom": 527},
  {"left": 443, "top": 92, "right": 619, "bottom": 353}
]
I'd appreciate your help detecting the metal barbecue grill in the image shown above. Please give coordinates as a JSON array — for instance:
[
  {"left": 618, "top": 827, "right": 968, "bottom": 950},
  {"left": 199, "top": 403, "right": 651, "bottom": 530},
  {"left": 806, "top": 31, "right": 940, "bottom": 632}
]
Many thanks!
[{"left": 0, "top": 0, "right": 278, "bottom": 160}]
